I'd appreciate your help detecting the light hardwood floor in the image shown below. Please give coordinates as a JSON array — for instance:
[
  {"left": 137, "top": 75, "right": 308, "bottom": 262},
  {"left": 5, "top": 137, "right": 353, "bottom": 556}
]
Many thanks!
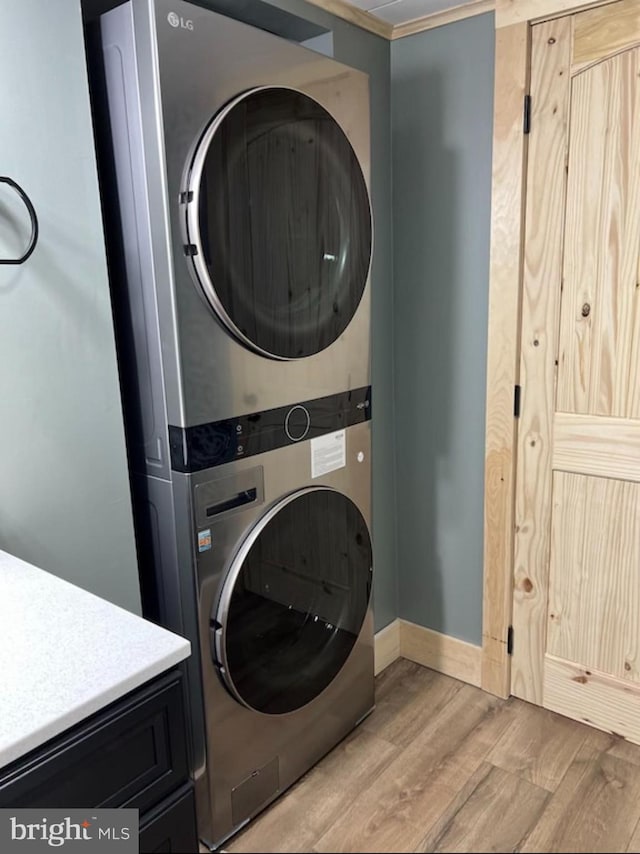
[{"left": 212, "top": 658, "right": 640, "bottom": 853}]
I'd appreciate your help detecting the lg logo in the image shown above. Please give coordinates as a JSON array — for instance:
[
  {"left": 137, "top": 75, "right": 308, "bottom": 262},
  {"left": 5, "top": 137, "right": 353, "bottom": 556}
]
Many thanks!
[{"left": 168, "top": 11, "right": 194, "bottom": 30}]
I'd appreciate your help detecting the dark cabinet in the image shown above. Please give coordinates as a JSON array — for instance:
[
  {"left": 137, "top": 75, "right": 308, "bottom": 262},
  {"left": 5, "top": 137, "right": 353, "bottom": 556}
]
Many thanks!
[
  {"left": 0, "top": 669, "right": 197, "bottom": 853},
  {"left": 139, "top": 785, "right": 198, "bottom": 853}
]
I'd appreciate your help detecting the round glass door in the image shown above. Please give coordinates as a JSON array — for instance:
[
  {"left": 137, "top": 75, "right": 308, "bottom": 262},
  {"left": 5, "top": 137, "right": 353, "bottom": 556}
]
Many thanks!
[
  {"left": 184, "top": 86, "right": 372, "bottom": 360},
  {"left": 213, "top": 487, "right": 372, "bottom": 714}
]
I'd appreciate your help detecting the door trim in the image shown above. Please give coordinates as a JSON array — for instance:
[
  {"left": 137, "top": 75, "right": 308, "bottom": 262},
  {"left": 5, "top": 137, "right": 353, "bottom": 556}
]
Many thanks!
[
  {"left": 482, "top": 0, "right": 629, "bottom": 697},
  {"left": 481, "top": 19, "right": 530, "bottom": 698},
  {"left": 302, "top": 0, "right": 618, "bottom": 40}
]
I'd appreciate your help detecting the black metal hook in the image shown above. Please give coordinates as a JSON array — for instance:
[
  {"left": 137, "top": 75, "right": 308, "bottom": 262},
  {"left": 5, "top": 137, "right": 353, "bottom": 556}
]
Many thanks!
[{"left": 0, "top": 176, "right": 39, "bottom": 265}]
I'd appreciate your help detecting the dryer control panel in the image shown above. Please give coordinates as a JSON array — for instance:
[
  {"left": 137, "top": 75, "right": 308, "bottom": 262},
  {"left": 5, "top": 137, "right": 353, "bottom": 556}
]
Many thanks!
[{"left": 169, "top": 386, "right": 371, "bottom": 473}]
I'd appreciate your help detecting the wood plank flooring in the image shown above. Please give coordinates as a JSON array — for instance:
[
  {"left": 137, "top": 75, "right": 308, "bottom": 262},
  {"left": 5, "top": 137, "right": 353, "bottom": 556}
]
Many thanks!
[{"left": 217, "top": 658, "right": 640, "bottom": 853}]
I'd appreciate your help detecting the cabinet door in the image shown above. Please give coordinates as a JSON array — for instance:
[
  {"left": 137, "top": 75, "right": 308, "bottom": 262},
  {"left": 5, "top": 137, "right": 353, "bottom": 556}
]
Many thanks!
[
  {"left": 0, "top": 671, "right": 189, "bottom": 812},
  {"left": 139, "top": 785, "right": 198, "bottom": 854},
  {"left": 0, "top": 0, "right": 140, "bottom": 613}
]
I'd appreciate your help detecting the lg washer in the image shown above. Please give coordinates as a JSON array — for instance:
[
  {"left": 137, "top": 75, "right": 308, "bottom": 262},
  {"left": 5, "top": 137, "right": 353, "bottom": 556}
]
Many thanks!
[{"left": 187, "top": 406, "right": 374, "bottom": 847}]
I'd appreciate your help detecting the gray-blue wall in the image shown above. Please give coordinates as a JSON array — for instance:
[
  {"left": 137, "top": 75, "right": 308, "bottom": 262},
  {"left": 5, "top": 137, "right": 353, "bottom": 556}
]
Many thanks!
[
  {"left": 391, "top": 13, "right": 495, "bottom": 644},
  {"left": 0, "top": 0, "right": 141, "bottom": 613}
]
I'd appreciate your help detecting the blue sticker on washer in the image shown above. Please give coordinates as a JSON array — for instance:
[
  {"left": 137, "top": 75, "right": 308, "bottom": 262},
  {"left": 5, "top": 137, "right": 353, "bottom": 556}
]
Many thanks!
[{"left": 198, "top": 528, "right": 212, "bottom": 552}]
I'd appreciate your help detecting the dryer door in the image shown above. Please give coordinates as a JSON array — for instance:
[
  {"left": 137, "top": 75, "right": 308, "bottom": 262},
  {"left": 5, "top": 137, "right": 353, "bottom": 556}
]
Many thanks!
[
  {"left": 212, "top": 486, "right": 372, "bottom": 715},
  {"left": 183, "top": 86, "right": 372, "bottom": 360}
]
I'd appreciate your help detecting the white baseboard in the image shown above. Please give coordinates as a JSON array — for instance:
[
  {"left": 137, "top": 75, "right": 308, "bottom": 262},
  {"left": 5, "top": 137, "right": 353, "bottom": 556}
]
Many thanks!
[
  {"left": 374, "top": 619, "right": 482, "bottom": 686},
  {"left": 399, "top": 620, "right": 482, "bottom": 687},
  {"left": 373, "top": 619, "right": 401, "bottom": 675}
]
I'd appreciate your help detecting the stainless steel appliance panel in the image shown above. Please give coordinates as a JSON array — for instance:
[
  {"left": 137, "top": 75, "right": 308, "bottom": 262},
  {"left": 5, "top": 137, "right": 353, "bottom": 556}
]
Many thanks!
[
  {"left": 102, "top": 0, "right": 372, "bottom": 436},
  {"left": 193, "top": 420, "right": 373, "bottom": 846}
]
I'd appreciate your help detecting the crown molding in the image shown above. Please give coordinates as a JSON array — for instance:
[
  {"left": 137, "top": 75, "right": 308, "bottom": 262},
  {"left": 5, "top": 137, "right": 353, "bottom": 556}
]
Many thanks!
[
  {"left": 392, "top": 0, "right": 495, "bottom": 38},
  {"left": 302, "top": 0, "right": 394, "bottom": 38},
  {"left": 303, "top": 0, "right": 495, "bottom": 40}
]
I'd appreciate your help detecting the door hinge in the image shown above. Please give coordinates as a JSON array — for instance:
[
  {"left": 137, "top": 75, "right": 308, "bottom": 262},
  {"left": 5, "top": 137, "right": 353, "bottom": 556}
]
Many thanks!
[
  {"left": 523, "top": 94, "right": 532, "bottom": 134},
  {"left": 507, "top": 625, "right": 514, "bottom": 656},
  {"left": 514, "top": 384, "right": 522, "bottom": 418}
]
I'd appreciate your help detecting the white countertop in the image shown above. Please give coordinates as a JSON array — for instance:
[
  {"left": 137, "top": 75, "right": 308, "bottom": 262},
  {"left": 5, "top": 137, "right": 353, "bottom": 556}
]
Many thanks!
[{"left": 0, "top": 550, "right": 190, "bottom": 770}]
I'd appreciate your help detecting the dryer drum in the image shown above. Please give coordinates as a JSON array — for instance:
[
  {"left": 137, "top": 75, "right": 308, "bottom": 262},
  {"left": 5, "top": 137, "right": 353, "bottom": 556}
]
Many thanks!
[
  {"left": 212, "top": 486, "right": 373, "bottom": 714},
  {"left": 184, "top": 86, "right": 373, "bottom": 360}
]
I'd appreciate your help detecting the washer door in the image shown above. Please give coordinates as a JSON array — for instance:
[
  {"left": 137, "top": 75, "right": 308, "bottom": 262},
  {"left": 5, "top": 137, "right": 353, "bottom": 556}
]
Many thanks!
[
  {"left": 184, "top": 86, "right": 372, "bottom": 360},
  {"left": 212, "top": 487, "right": 372, "bottom": 715}
]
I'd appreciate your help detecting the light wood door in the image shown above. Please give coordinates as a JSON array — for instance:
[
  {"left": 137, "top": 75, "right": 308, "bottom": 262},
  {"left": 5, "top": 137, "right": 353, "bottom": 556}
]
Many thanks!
[{"left": 512, "top": 0, "right": 640, "bottom": 741}]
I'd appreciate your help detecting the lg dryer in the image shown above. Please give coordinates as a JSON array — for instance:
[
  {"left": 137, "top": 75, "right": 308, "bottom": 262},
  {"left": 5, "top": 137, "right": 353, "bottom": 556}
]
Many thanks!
[{"left": 98, "top": 0, "right": 373, "bottom": 439}]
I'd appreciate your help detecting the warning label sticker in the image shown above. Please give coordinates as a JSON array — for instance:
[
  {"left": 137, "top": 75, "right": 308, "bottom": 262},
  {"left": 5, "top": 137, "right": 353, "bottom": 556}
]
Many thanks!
[{"left": 311, "top": 430, "right": 346, "bottom": 479}]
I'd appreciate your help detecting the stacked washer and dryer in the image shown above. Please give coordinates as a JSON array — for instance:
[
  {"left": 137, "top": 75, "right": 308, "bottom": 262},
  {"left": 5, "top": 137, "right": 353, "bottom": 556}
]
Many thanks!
[{"left": 97, "top": 0, "right": 374, "bottom": 847}]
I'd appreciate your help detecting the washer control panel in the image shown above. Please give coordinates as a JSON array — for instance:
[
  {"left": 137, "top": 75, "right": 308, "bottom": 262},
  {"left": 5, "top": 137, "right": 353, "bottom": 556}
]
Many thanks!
[
  {"left": 284, "top": 405, "right": 311, "bottom": 442},
  {"left": 169, "top": 386, "right": 371, "bottom": 473}
]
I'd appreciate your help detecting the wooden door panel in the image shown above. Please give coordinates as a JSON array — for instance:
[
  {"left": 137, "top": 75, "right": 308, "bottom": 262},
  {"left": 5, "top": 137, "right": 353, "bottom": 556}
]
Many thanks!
[
  {"left": 513, "top": 1, "right": 640, "bottom": 741},
  {"left": 556, "top": 47, "right": 640, "bottom": 417},
  {"left": 511, "top": 18, "right": 572, "bottom": 704},
  {"left": 544, "top": 655, "right": 640, "bottom": 743},
  {"left": 573, "top": 0, "right": 640, "bottom": 70},
  {"left": 553, "top": 413, "right": 640, "bottom": 482},
  {"left": 547, "top": 472, "right": 640, "bottom": 681}
]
